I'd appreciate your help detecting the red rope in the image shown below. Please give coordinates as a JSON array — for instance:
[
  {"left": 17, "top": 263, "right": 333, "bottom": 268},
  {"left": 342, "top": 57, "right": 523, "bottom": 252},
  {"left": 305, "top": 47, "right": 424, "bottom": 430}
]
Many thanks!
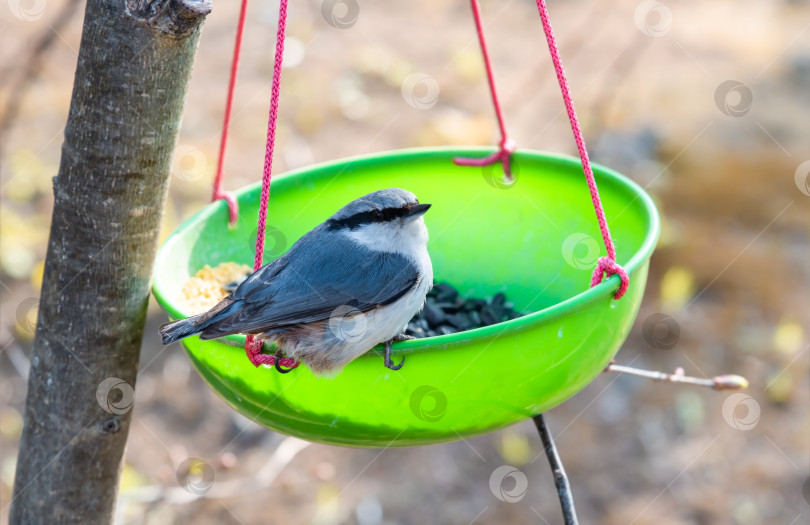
[
  {"left": 242, "top": 0, "right": 298, "bottom": 370},
  {"left": 453, "top": 0, "right": 516, "bottom": 180},
  {"left": 217, "top": 0, "right": 627, "bottom": 373},
  {"left": 534, "top": 0, "right": 629, "bottom": 299},
  {"left": 211, "top": 0, "right": 249, "bottom": 226},
  {"left": 253, "top": 0, "right": 287, "bottom": 274},
  {"left": 206, "top": 0, "right": 296, "bottom": 368}
]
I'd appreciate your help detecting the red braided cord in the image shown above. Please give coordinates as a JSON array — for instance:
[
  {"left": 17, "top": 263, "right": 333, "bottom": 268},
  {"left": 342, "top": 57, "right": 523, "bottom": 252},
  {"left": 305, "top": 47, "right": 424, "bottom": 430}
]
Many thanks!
[
  {"left": 453, "top": 0, "right": 516, "bottom": 180},
  {"left": 534, "top": 0, "right": 629, "bottom": 299},
  {"left": 211, "top": 0, "right": 249, "bottom": 226},
  {"left": 244, "top": 0, "right": 298, "bottom": 370},
  {"left": 253, "top": 1, "right": 287, "bottom": 274}
]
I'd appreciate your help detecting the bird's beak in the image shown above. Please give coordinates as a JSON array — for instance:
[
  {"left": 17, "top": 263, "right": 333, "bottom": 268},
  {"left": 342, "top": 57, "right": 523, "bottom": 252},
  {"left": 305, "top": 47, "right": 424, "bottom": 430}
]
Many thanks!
[{"left": 405, "top": 203, "right": 431, "bottom": 220}]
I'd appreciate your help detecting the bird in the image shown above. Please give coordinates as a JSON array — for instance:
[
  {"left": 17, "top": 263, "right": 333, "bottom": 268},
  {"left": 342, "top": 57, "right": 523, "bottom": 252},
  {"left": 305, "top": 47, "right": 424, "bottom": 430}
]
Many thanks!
[{"left": 159, "top": 188, "right": 433, "bottom": 376}]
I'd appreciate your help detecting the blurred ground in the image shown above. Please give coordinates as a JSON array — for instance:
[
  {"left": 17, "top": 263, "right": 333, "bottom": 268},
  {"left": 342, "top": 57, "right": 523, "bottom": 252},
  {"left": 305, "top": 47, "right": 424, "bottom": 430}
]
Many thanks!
[{"left": 2, "top": 0, "right": 810, "bottom": 524}]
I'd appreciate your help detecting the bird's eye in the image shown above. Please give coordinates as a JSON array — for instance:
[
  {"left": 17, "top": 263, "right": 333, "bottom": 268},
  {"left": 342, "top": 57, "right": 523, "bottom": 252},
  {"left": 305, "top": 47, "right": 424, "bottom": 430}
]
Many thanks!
[{"left": 372, "top": 209, "right": 383, "bottom": 221}]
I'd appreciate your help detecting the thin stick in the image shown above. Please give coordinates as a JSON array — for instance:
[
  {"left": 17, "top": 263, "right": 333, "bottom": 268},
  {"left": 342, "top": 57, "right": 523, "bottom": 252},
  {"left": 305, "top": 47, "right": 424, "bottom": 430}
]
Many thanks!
[
  {"left": 603, "top": 362, "right": 749, "bottom": 391},
  {"left": 533, "top": 414, "right": 579, "bottom": 525}
]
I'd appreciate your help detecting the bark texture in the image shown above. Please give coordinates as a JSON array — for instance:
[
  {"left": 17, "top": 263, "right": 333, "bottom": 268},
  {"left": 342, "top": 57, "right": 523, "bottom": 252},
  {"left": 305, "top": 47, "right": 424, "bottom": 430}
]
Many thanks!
[{"left": 10, "top": 1, "right": 210, "bottom": 523}]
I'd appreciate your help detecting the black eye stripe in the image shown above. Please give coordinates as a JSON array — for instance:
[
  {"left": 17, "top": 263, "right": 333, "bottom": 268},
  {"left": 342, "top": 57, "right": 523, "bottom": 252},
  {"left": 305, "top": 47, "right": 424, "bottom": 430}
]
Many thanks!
[{"left": 327, "top": 206, "right": 412, "bottom": 230}]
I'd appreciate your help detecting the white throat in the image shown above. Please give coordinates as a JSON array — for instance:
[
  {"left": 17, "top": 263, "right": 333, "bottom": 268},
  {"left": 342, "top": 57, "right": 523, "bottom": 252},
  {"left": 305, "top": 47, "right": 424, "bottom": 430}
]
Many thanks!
[{"left": 342, "top": 216, "right": 429, "bottom": 261}]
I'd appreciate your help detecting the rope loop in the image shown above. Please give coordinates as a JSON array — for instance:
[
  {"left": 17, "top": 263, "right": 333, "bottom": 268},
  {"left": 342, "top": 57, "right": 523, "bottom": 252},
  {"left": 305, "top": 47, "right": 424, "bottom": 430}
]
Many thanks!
[
  {"left": 245, "top": 335, "right": 300, "bottom": 370},
  {"left": 212, "top": 190, "right": 239, "bottom": 225},
  {"left": 453, "top": 139, "right": 516, "bottom": 181},
  {"left": 590, "top": 257, "right": 630, "bottom": 300}
]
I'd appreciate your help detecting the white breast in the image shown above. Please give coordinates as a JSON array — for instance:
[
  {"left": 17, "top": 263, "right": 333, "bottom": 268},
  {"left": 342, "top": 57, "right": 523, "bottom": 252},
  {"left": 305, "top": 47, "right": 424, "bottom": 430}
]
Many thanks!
[
  {"left": 285, "top": 216, "right": 433, "bottom": 375},
  {"left": 341, "top": 214, "right": 433, "bottom": 341}
]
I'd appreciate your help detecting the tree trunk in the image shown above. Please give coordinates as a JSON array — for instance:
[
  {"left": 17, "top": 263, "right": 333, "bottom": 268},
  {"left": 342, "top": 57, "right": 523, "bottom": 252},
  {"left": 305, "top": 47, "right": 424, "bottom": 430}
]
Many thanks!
[{"left": 10, "top": 1, "right": 210, "bottom": 523}]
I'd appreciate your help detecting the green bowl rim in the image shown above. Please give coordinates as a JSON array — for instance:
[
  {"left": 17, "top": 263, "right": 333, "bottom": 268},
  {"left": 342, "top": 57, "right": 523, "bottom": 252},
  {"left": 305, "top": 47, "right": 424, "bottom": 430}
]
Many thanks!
[{"left": 153, "top": 146, "right": 660, "bottom": 356}]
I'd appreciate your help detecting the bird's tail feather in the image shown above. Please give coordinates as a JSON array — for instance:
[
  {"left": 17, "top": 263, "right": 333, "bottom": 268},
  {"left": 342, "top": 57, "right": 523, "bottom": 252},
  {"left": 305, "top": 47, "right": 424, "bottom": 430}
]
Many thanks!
[
  {"left": 159, "top": 315, "right": 204, "bottom": 345},
  {"left": 159, "top": 297, "right": 240, "bottom": 344}
]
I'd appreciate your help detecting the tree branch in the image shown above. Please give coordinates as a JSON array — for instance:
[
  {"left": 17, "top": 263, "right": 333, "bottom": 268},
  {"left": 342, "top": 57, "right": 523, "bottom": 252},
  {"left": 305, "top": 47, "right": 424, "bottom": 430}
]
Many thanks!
[
  {"left": 533, "top": 414, "right": 579, "bottom": 525},
  {"left": 603, "top": 362, "right": 749, "bottom": 390}
]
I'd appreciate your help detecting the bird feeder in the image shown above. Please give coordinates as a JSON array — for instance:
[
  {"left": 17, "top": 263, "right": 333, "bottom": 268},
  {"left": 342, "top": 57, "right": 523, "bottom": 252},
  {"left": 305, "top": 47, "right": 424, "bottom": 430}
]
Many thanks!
[{"left": 152, "top": 147, "right": 659, "bottom": 447}]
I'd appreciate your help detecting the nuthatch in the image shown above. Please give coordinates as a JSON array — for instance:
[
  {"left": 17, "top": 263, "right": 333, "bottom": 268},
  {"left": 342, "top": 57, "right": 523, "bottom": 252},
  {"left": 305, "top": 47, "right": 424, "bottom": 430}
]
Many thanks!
[{"left": 160, "top": 188, "right": 433, "bottom": 375}]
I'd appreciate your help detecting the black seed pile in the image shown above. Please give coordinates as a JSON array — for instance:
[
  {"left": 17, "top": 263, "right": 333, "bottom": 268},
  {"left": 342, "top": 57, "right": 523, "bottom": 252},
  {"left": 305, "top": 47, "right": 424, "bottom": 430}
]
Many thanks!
[{"left": 405, "top": 283, "right": 526, "bottom": 338}]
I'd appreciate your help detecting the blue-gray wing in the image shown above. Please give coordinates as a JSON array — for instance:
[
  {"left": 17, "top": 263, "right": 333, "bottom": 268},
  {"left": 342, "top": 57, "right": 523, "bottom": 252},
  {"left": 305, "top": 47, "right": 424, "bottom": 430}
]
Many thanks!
[{"left": 203, "top": 227, "right": 420, "bottom": 336}]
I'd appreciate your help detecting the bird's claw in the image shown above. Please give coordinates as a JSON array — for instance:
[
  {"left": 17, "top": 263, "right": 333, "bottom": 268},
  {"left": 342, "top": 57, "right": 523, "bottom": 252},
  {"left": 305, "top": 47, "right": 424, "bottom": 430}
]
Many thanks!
[
  {"left": 392, "top": 333, "right": 415, "bottom": 342},
  {"left": 383, "top": 339, "right": 405, "bottom": 370},
  {"left": 274, "top": 349, "right": 295, "bottom": 374}
]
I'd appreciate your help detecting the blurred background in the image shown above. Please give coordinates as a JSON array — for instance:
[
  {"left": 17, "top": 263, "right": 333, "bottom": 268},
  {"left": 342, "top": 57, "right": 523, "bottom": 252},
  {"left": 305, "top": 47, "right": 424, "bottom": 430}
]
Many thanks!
[{"left": 2, "top": 0, "right": 809, "bottom": 523}]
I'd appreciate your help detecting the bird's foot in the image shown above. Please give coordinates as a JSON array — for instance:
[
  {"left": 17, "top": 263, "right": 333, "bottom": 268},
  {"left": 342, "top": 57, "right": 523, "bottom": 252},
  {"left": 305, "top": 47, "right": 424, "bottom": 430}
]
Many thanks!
[
  {"left": 274, "top": 349, "right": 296, "bottom": 374},
  {"left": 383, "top": 339, "right": 405, "bottom": 371},
  {"left": 392, "top": 333, "right": 415, "bottom": 342}
]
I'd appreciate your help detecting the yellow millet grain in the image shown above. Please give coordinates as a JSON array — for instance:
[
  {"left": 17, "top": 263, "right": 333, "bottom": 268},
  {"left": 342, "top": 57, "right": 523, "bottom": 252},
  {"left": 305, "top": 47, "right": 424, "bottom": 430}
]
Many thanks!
[{"left": 180, "top": 262, "right": 251, "bottom": 315}]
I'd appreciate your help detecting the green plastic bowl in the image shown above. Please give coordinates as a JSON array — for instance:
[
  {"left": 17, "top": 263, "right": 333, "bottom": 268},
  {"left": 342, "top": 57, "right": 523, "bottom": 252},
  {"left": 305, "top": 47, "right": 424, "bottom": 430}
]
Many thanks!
[{"left": 152, "top": 147, "right": 659, "bottom": 447}]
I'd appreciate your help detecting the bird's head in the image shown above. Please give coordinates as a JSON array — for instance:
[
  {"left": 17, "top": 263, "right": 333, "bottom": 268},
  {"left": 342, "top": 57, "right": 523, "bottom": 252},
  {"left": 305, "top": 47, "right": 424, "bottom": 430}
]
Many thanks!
[{"left": 326, "top": 188, "right": 431, "bottom": 255}]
